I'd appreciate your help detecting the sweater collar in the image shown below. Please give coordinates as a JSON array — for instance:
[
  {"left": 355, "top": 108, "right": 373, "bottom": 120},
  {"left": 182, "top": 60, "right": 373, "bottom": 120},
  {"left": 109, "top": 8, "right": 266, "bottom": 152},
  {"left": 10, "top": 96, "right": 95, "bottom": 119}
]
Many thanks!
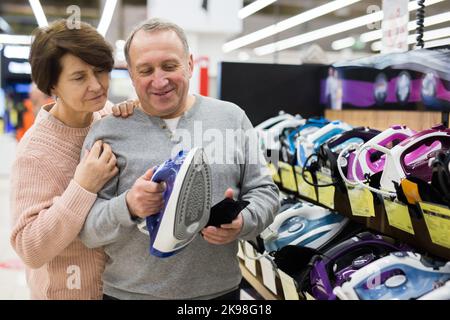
[
  {"left": 36, "top": 103, "right": 100, "bottom": 137},
  {"left": 135, "top": 94, "right": 202, "bottom": 122}
]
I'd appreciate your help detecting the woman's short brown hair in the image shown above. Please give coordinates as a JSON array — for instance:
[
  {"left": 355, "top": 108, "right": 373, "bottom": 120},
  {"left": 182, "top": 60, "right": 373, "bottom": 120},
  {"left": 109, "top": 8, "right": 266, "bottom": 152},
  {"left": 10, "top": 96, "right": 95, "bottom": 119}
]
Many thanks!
[{"left": 29, "top": 19, "right": 114, "bottom": 96}]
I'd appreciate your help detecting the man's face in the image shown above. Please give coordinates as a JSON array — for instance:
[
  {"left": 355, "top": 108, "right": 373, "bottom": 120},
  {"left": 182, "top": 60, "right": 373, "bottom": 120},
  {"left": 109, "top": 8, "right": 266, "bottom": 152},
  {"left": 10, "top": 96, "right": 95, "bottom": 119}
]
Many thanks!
[{"left": 128, "top": 29, "right": 193, "bottom": 118}]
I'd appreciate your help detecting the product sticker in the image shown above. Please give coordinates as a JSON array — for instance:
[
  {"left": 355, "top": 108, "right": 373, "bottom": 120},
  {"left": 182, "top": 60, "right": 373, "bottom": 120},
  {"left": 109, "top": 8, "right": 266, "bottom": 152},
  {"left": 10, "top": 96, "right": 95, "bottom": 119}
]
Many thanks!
[
  {"left": 279, "top": 162, "right": 297, "bottom": 192},
  {"left": 295, "top": 166, "right": 317, "bottom": 201},
  {"left": 384, "top": 199, "right": 414, "bottom": 234},
  {"left": 267, "top": 163, "right": 281, "bottom": 184},
  {"left": 316, "top": 172, "right": 335, "bottom": 209},
  {"left": 278, "top": 269, "right": 300, "bottom": 300},
  {"left": 260, "top": 256, "right": 278, "bottom": 295},
  {"left": 347, "top": 185, "right": 375, "bottom": 217},
  {"left": 237, "top": 240, "right": 245, "bottom": 260},
  {"left": 420, "top": 202, "right": 450, "bottom": 249},
  {"left": 243, "top": 241, "right": 258, "bottom": 276}
]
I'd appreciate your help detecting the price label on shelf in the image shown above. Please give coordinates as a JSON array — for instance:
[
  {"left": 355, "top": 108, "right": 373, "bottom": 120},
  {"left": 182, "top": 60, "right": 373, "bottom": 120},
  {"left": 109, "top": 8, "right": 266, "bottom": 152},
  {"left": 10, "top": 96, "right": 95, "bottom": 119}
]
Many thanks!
[
  {"left": 243, "top": 241, "right": 258, "bottom": 276},
  {"left": 316, "top": 171, "right": 335, "bottom": 209},
  {"left": 419, "top": 202, "right": 450, "bottom": 249},
  {"left": 267, "top": 163, "right": 281, "bottom": 184},
  {"left": 237, "top": 240, "right": 245, "bottom": 260},
  {"left": 347, "top": 185, "right": 375, "bottom": 217},
  {"left": 259, "top": 256, "right": 278, "bottom": 295},
  {"left": 295, "top": 166, "right": 316, "bottom": 201},
  {"left": 384, "top": 199, "right": 414, "bottom": 234},
  {"left": 278, "top": 269, "right": 300, "bottom": 300},
  {"left": 279, "top": 162, "right": 297, "bottom": 192},
  {"left": 304, "top": 292, "right": 316, "bottom": 300}
]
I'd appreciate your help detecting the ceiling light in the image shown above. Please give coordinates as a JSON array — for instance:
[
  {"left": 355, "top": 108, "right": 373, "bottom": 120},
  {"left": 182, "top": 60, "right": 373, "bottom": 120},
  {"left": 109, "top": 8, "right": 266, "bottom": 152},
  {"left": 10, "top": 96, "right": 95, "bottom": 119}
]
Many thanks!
[
  {"left": 29, "top": 0, "right": 48, "bottom": 27},
  {"left": 331, "top": 37, "right": 356, "bottom": 50},
  {"left": 238, "top": 0, "right": 277, "bottom": 19},
  {"left": 254, "top": 0, "right": 445, "bottom": 56},
  {"left": 97, "top": 0, "right": 118, "bottom": 36},
  {"left": 350, "top": 11, "right": 450, "bottom": 46},
  {"left": 224, "top": 0, "right": 362, "bottom": 53},
  {"left": 371, "top": 26, "right": 450, "bottom": 51},
  {"left": 0, "top": 35, "right": 32, "bottom": 45}
]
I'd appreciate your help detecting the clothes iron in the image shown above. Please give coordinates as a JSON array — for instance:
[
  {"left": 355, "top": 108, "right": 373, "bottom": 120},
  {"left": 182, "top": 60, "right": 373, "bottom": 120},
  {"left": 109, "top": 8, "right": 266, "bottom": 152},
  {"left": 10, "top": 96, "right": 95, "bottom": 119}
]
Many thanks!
[
  {"left": 307, "top": 231, "right": 407, "bottom": 300},
  {"left": 260, "top": 201, "right": 348, "bottom": 253},
  {"left": 281, "top": 117, "right": 329, "bottom": 164},
  {"left": 353, "top": 125, "right": 450, "bottom": 196},
  {"left": 138, "top": 148, "right": 212, "bottom": 258},
  {"left": 302, "top": 127, "right": 381, "bottom": 188},
  {"left": 333, "top": 251, "right": 450, "bottom": 300},
  {"left": 296, "top": 121, "right": 352, "bottom": 168}
]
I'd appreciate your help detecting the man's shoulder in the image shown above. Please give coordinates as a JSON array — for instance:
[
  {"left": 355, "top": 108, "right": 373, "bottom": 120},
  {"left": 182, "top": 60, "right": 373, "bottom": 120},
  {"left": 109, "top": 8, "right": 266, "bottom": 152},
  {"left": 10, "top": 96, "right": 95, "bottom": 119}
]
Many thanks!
[
  {"left": 91, "top": 112, "right": 140, "bottom": 133},
  {"left": 198, "top": 95, "right": 245, "bottom": 117}
]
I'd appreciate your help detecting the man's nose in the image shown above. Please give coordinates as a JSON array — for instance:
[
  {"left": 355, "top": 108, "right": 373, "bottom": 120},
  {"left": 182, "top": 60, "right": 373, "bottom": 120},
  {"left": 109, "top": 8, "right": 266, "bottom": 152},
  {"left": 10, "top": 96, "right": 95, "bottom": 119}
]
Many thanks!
[{"left": 152, "top": 70, "right": 169, "bottom": 89}]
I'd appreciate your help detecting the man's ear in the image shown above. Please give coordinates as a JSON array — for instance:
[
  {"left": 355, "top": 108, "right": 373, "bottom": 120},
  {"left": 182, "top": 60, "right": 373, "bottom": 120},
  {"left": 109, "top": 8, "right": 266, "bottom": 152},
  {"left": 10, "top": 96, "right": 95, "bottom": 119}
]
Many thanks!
[
  {"left": 188, "top": 53, "right": 194, "bottom": 78},
  {"left": 128, "top": 67, "right": 136, "bottom": 87}
]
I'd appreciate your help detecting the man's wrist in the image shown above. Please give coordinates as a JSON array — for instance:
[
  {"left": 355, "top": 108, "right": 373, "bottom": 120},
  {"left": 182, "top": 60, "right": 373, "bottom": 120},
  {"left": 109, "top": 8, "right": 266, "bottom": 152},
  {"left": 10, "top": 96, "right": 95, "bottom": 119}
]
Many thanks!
[{"left": 125, "top": 191, "right": 139, "bottom": 220}]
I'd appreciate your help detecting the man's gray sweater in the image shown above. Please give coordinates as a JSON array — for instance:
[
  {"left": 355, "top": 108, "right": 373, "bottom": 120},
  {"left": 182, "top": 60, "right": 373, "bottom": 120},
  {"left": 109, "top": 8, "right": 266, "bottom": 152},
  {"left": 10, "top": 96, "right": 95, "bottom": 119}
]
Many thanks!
[{"left": 79, "top": 94, "right": 279, "bottom": 299}]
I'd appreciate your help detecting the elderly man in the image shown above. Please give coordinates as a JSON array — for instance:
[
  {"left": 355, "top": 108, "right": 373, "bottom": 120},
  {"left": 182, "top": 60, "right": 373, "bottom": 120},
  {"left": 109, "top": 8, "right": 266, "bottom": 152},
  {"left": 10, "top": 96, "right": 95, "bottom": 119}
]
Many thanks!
[{"left": 80, "top": 18, "right": 279, "bottom": 300}]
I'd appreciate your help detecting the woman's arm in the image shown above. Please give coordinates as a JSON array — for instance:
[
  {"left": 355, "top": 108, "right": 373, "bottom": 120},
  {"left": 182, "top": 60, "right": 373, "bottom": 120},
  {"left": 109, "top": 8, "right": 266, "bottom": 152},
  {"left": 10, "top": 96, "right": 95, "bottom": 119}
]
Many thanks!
[{"left": 10, "top": 155, "right": 98, "bottom": 269}]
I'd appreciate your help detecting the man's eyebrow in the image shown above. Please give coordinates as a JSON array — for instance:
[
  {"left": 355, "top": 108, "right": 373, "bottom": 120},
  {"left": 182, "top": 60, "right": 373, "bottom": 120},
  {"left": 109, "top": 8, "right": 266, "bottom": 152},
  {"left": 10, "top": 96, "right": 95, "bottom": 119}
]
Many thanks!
[{"left": 136, "top": 63, "right": 152, "bottom": 70}]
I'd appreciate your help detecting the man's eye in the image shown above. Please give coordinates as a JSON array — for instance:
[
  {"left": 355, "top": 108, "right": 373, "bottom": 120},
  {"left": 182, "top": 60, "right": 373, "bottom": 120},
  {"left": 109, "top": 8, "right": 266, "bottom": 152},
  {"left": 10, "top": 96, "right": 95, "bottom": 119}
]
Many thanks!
[
  {"left": 73, "top": 77, "right": 84, "bottom": 81},
  {"left": 164, "top": 65, "right": 176, "bottom": 70}
]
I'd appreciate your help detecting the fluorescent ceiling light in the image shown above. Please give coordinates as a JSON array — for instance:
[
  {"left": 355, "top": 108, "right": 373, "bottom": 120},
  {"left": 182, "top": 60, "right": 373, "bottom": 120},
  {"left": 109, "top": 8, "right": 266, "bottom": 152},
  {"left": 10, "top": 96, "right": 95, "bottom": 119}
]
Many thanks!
[
  {"left": 335, "top": 11, "right": 450, "bottom": 48},
  {"left": 254, "top": 0, "right": 445, "bottom": 56},
  {"left": 331, "top": 36, "right": 356, "bottom": 50},
  {"left": 424, "top": 37, "right": 450, "bottom": 48},
  {"left": 4, "top": 45, "right": 30, "bottom": 59},
  {"left": 97, "top": 0, "right": 118, "bottom": 36},
  {"left": 29, "top": 0, "right": 48, "bottom": 27},
  {"left": 238, "top": 0, "right": 276, "bottom": 19},
  {"left": 224, "top": 0, "right": 362, "bottom": 53},
  {"left": 0, "top": 34, "right": 32, "bottom": 45},
  {"left": 8, "top": 61, "right": 31, "bottom": 74},
  {"left": 371, "top": 26, "right": 450, "bottom": 51}
]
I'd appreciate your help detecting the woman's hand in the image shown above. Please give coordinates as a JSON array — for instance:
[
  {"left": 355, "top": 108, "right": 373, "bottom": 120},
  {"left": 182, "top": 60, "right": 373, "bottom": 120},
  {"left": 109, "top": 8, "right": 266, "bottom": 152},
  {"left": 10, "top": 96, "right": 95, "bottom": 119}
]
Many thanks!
[
  {"left": 74, "top": 140, "right": 119, "bottom": 193},
  {"left": 111, "top": 99, "right": 140, "bottom": 118}
]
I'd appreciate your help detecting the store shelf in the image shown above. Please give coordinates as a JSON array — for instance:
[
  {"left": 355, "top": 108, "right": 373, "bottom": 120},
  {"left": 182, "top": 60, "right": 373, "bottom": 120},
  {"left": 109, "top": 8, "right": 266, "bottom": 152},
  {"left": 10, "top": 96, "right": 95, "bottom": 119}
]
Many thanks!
[{"left": 239, "top": 260, "right": 281, "bottom": 300}]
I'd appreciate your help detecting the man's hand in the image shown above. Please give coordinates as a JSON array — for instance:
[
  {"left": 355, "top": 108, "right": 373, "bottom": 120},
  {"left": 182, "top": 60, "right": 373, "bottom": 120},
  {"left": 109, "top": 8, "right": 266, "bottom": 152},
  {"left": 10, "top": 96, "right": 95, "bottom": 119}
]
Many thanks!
[
  {"left": 201, "top": 188, "right": 244, "bottom": 245},
  {"left": 126, "top": 168, "right": 165, "bottom": 219}
]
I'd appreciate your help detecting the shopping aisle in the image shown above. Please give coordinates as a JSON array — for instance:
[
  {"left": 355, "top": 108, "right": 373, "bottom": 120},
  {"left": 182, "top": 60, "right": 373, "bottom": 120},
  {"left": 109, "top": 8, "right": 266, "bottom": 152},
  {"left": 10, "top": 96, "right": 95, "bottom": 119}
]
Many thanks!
[{"left": 0, "top": 134, "right": 29, "bottom": 299}]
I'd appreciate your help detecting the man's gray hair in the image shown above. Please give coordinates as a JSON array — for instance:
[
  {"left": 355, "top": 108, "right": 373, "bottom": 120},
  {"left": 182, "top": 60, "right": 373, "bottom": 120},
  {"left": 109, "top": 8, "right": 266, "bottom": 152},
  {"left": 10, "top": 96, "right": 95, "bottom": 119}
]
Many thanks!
[{"left": 124, "top": 18, "right": 190, "bottom": 67}]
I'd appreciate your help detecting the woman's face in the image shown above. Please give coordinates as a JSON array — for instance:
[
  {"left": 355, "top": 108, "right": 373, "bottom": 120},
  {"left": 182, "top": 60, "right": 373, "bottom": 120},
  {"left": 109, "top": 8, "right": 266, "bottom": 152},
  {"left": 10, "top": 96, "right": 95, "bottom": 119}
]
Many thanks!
[{"left": 51, "top": 53, "right": 109, "bottom": 113}]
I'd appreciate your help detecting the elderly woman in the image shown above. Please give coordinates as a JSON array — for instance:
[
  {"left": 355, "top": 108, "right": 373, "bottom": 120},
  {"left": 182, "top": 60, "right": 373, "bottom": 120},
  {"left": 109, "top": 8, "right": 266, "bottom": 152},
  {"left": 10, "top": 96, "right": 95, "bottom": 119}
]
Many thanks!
[{"left": 10, "top": 19, "right": 134, "bottom": 299}]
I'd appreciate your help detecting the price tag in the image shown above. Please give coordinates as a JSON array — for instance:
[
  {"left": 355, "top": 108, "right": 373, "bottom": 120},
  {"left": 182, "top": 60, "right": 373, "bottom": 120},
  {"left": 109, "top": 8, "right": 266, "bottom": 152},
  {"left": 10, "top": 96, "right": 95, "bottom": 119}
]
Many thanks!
[
  {"left": 279, "top": 162, "right": 297, "bottom": 192},
  {"left": 304, "top": 291, "right": 316, "bottom": 300},
  {"left": 243, "top": 241, "right": 258, "bottom": 276},
  {"left": 347, "top": 185, "right": 375, "bottom": 217},
  {"left": 420, "top": 202, "right": 450, "bottom": 249},
  {"left": 278, "top": 269, "right": 300, "bottom": 300},
  {"left": 384, "top": 199, "right": 414, "bottom": 234},
  {"left": 237, "top": 240, "right": 245, "bottom": 260},
  {"left": 316, "top": 171, "right": 335, "bottom": 209},
  {"left": 267, "top": 163, "right": 281, "bottom": 184},
  {"left": 260, "top": 256, "right": 278, "bottom": 295},
  {"left": 295, "top": 166, "right": 317, "bottom": 201}
]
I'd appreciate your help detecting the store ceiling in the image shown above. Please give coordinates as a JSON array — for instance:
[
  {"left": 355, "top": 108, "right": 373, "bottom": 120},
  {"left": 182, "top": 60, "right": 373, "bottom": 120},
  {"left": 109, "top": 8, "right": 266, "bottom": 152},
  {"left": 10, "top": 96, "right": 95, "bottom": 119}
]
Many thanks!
[{"left": 0, "top": 0, "right": 449, "bottom": 54}]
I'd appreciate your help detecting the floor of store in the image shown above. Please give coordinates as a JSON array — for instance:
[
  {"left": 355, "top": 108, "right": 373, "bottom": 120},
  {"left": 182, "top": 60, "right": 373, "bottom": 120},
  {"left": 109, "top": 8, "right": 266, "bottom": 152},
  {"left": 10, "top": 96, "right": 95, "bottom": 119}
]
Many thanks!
[
  {"left": 0, "top": 134, "right": 29, "bottom": 299},
  {"left": 0, "top": 133, "right": 260, "bottom": 300}
]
